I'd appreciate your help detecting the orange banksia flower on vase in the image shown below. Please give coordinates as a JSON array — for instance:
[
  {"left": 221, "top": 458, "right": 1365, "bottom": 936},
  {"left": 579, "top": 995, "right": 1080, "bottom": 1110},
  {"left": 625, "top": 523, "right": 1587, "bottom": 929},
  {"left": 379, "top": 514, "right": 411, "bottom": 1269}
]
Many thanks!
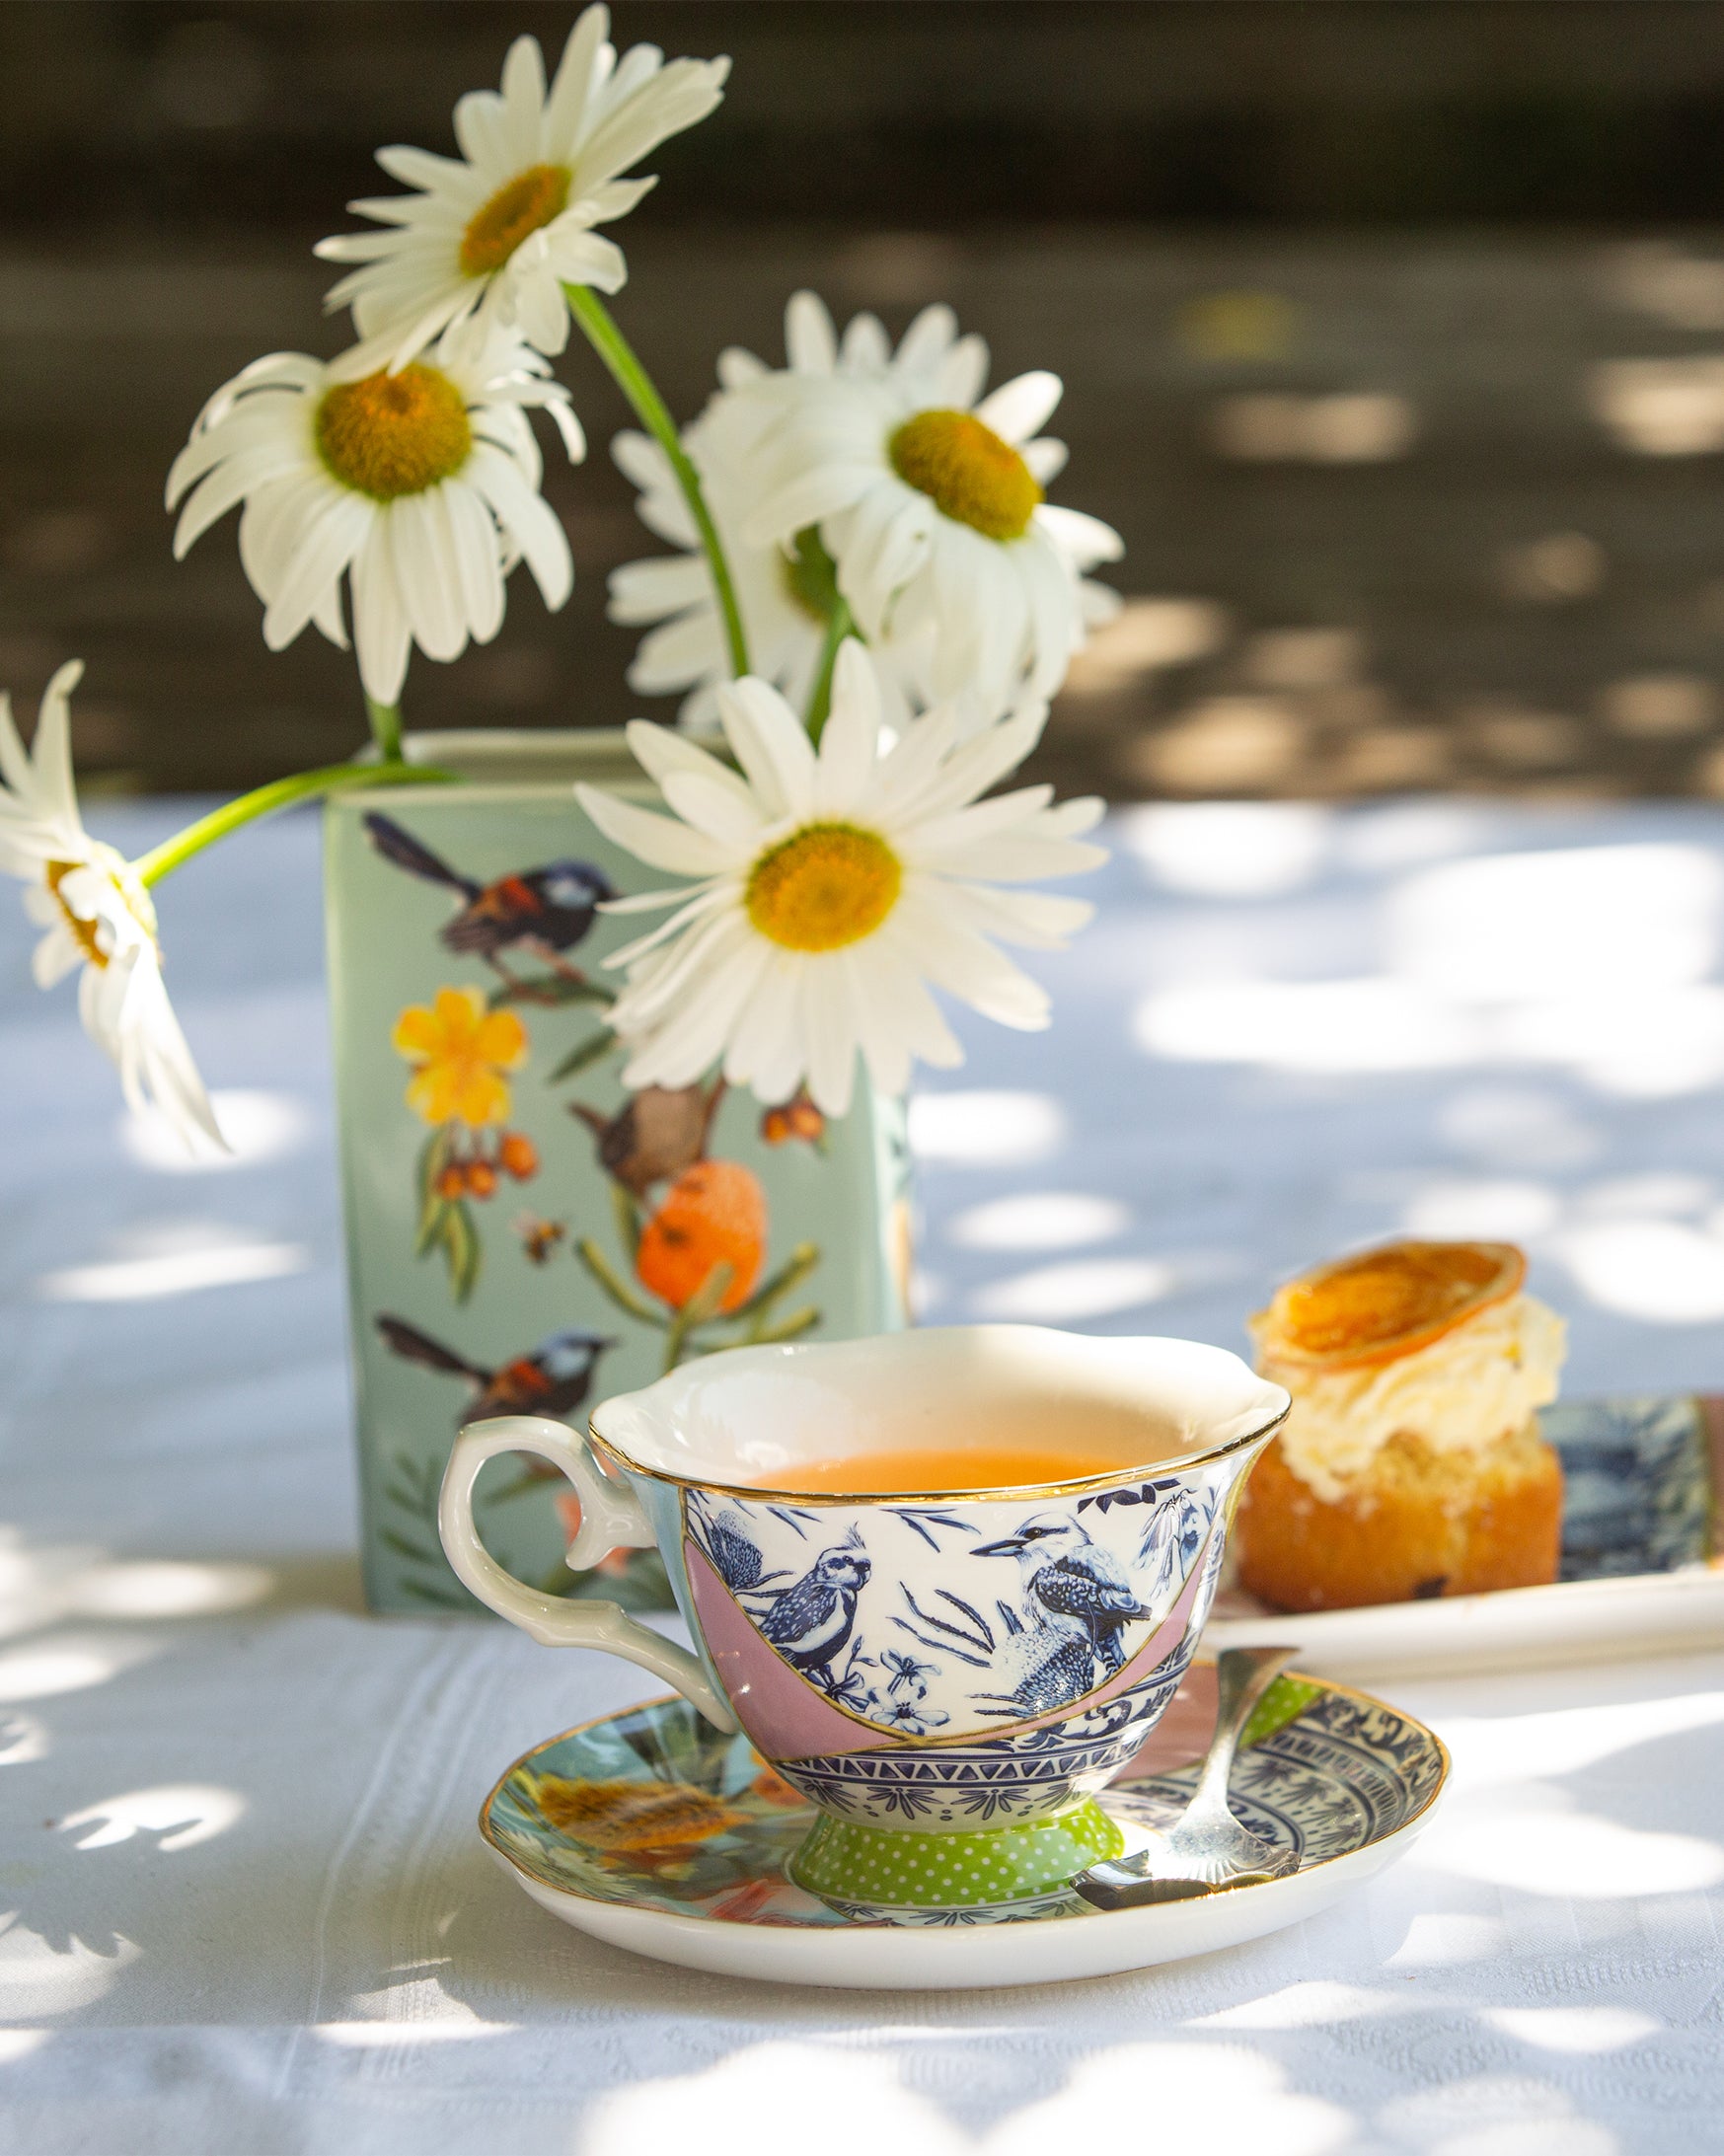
[{"left": 635, "top": 1159, "right": 767, "bottom": 1313}]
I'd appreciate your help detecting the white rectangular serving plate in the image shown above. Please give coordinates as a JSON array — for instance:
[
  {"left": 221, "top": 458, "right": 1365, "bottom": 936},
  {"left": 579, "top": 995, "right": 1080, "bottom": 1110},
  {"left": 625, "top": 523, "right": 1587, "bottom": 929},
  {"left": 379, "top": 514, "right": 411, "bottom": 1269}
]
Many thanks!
[
  {"left": 1206, "top": 1393, "right": 1724, "bottom": 1677},
  {"left": 1208, "top": 1563, "right": 1724, "bottom": 1677}
]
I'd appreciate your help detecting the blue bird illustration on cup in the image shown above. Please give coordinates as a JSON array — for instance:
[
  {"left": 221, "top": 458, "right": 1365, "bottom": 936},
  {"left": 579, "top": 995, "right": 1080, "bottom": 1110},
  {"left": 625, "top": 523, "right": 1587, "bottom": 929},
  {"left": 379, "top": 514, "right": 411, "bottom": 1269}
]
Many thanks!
[
  {"left": 701, "top": 1508, "right": 790, "bottom": 1597},
  {"left": 757, "top": 1533, "right": 872, "bottom": 1685}
]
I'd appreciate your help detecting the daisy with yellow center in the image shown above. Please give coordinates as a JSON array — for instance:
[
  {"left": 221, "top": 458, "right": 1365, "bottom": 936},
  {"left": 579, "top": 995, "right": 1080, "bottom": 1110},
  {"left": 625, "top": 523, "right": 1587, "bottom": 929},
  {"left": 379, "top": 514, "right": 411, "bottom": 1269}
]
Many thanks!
[
  {"left": 575, "top": 643, "right": 1107, "bottom": 1117},
  {"left": 316, "top": 5, "right": 728, "bottom": 374},
  {"left": 742, "top": 295, "right": 1124, "bottom": 709},
  {"left": 608, "top": 294, "right": 934, "bottom": 732},
  {"left": 393, "top": 987, "right": 529, "bottom": 1129},
  {"left": 166, "top": 328, "right": 581, "bottom": 706},
  {"left": 0, "top": 662, "right": 223, "bottom": 1153}
]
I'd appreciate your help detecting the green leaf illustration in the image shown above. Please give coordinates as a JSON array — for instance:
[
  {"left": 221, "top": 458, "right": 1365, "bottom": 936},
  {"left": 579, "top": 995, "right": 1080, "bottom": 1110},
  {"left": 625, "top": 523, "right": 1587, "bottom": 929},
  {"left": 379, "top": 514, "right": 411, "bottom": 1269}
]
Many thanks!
[
  {"left": 611, "top": 1181, "right": 642, "bottom": 1263},
  {"left": 732, "top": 1241, "right": 819, "bottom": 1323},
  {"left": 413, "top": 1126, "right": 455, "bottom": 1256},
  {"left": 548, "top": 1027, "right": 620, "bottom": 1083},
  {"left": 397, "top": 1576, "right": 470, "bottom": 1610},
  {"left": 442, "top": 1199, "right": 482, "bottom": 1303},
  {"left": 747, "top": 1304, "right": 821, "bottom": 1346},
  {"left": 574, "top": 1236, "right": 667, "bottom": 1327},
  {"left": 379, "top": 1527, "right": 445, "bottom": 1567},
  {"left": 663, "top": 1261, "right": 734, "bottom": 1372},
  {"left": 487, "top": 973, "right": 615, "bottom": 1011}
]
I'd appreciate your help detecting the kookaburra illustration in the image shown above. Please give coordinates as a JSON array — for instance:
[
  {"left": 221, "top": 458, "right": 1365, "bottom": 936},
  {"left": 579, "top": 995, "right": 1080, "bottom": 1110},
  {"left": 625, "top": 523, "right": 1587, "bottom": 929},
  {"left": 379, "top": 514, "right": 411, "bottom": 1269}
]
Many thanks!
[{"left": 972, "top": 1514, "right": 1156, "bottom": 1676}]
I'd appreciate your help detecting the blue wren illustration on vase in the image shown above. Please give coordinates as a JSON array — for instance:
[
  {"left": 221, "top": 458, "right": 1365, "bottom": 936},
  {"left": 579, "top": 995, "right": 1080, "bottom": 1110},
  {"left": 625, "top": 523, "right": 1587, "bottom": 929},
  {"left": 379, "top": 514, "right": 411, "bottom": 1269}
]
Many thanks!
[
  {"left": 375, "top": 1314, "right": 613, "bottom": 1425},
  {"left": 363, "top": 810, "right": 615, "bottom": 991}
]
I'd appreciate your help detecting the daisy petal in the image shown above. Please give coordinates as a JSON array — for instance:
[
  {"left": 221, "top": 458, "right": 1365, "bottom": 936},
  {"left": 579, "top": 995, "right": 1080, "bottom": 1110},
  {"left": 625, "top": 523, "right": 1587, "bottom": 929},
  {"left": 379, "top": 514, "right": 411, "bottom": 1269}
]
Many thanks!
[
  {"left": 661, "top": 770, "right": 768, "bottom": 849},
  {"left": 716, "top": 678, "right": 817, "bottom": 821},
  {"left": 812, "top": 640, "right": 881, "bottom": 814},
  {"left": 894, "top": 303, "right": 959, "bottom": 381},
  {"left": 975, "top": 371, "right": 1064, "bottom": 445},
  {"left": 785, "top": 290, "right": 838, "bottom": 374},
  {"left": 1035, "top": 502, "right": 1125, "bottom": 567},
  {"left": 574, "top": 782, "right": 735, "bottom": 875}
]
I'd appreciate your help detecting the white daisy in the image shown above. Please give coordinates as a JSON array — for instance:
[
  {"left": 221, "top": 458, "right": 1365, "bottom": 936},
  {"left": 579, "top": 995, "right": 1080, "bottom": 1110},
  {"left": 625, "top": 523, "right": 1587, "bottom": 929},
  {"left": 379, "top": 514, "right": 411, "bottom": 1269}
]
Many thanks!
[
  {"left": 606, "top": 291, "right": 966, "bottom": 732},
  {"left": 315, "top": 5, "right": 728, "bottom": 372},
  {"left": 0, "top": 662, "right": 223, "bottom": 1153},
  {"left": 609, "top": 289, "right": 1087, "bottom": 738},
  {"left": 574, "top": 642, "right": 1107, "bottom": 1116},
  {"left": 743, "top": 295, "right": 1125, "bottom": 708},
  {"left": 167, "top": 329, "right": 581, "bottom": 706}
]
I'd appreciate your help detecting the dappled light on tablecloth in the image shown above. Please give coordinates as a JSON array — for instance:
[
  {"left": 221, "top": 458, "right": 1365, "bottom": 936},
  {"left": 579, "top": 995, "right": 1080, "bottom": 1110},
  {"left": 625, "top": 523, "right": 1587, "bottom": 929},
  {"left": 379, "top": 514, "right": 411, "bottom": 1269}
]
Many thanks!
[
  {"left": 907, "top": 1091, "right": 1067, "bottom": 1167},
  {"left": 119, "top": 1087, "right": 315, "bottom": 1174},
  {"left": 946, "top": 1191, "right": 1129, "bottom": 1252},
  {"left": 0, "top": 1916, "right": 140, "bottom": 2015},
  {"left": 968, "top": 1255, "right": 1176, "bottom": 1322},
  {"left": 37, "top": 1230, "right": 310, "bottom": 1303},
  {"left": 1119, "top": 802, "right": 1330, "bottom": 897},
  {"left": 578, "top": 2039, "right": 1355, "bottom": 2156},
  {"left": 1485, "top": 2008, "right": 1662, "bottom": 2055},
  {"left": 58, "top": 1785, "right": 245, "bottom": 1854}
]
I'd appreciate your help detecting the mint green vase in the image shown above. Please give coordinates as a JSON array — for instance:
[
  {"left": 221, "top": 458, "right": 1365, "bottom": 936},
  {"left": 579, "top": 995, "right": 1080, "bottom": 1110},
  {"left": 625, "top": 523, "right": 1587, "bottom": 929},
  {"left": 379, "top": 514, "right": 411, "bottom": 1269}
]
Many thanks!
[{"left": 324, "top": 730, "right": 910, "bottom": 1614}]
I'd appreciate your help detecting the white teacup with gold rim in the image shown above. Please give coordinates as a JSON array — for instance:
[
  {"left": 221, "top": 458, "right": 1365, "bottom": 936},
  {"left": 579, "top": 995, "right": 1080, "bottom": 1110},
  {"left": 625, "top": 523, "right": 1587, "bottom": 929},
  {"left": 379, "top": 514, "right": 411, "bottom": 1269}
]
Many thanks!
[{"left": 439, "top": 1324, "right": 1288, "bottom": 1914}]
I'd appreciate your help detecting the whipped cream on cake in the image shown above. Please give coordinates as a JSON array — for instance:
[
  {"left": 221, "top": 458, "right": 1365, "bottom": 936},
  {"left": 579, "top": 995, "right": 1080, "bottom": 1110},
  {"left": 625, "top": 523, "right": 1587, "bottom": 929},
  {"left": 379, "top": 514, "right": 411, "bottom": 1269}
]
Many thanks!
[{"left": 1257, "top": 1292, "right": 1566, "bottom": 1504}]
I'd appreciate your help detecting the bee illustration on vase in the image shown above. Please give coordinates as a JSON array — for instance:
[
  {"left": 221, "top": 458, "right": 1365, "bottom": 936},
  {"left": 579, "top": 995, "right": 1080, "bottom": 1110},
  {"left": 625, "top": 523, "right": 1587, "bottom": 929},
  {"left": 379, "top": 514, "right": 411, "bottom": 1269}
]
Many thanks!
[{"left": 514, "top": 1213, "right": 567, "bottom": 1265}]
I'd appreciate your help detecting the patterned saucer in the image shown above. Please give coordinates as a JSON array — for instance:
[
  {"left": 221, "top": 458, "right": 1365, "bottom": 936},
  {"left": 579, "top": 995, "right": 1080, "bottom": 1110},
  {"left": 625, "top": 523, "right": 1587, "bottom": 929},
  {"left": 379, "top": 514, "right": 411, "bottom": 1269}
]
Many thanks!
[{"left": 480, "top": 1664, "right": 1448, "bottom": 1989}]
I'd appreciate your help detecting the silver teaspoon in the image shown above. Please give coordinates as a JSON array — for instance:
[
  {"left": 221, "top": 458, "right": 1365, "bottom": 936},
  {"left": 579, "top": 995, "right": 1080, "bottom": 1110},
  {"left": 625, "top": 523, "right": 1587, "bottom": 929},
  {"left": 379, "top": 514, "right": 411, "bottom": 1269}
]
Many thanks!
[{"left": 1074, "top": 1646, "right": 1302, "bottom": 1909}]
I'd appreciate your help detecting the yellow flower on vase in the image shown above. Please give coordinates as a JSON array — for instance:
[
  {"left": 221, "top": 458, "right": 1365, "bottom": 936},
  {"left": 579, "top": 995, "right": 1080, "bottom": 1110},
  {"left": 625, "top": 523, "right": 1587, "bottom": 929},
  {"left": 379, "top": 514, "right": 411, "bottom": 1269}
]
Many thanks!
[{"left": 393, "top": 986, "right": 527, "bottom": 1128}]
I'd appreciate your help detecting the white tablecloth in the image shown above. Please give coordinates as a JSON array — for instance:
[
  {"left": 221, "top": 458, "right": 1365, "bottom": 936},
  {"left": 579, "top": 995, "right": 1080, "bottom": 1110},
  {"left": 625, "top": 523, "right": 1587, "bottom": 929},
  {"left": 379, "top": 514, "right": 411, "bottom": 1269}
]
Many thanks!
[{"left": 2, "top": 796, "right": 1722, "bottom": 2155}]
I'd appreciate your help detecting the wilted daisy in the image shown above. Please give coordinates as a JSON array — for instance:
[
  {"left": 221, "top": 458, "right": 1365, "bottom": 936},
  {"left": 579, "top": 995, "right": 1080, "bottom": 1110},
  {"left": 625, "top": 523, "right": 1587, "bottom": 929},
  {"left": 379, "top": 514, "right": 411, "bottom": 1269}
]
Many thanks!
[
  {"left": 0, "top": 662, "right": 223, "bottom": 1152},
  {"left": 316, "top": 6, "right": 728, "bottom": 372},
  {"left": 608, "top": 294, "right": 929, "bottom": 730},
  {"left": 167, "top": 330, "right": 580, "bottom": 706},
  {"left": 575, "top": 643, "right": 1106, "bottom": 1116},
  {"left": 744, "top": 295, "right": 1124, "bottom": 707}
]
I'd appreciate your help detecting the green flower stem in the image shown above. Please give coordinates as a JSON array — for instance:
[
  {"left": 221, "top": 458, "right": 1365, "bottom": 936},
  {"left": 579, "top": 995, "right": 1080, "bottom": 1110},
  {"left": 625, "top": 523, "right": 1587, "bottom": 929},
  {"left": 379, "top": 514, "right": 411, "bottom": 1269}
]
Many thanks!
[
  {"left": 803, "top": 597, "right": 857, "bottom": 745},
  {"left": 133, "top": 759, "right": 453, "bottom": 888},
  {"left": 563, "top": 283, "right": 751, "bottom": 682},
  {"left": 365, "top": 697, "right": 404, "bottom": 763},
  {"left": 573, "top": 1236, "right": 667, "bottom": 1329}
]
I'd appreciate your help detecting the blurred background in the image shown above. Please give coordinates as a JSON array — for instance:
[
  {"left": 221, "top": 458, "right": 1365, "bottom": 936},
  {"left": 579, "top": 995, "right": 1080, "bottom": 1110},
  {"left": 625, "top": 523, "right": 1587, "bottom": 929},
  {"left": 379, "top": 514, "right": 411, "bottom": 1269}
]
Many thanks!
[{"left": 8, "top": 0, "right": 1724, "bottom": 802}]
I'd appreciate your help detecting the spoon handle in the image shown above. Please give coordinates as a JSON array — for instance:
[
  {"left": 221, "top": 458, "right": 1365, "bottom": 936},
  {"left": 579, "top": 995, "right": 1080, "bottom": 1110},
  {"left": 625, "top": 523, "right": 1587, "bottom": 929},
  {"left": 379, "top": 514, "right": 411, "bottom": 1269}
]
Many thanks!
[
  {"left": 1189, "top": 1646, "right": 1299, "bottom": 1817},
  {"left": 1072, "top": 1647, "right": 1300, "bottom": 1910}
]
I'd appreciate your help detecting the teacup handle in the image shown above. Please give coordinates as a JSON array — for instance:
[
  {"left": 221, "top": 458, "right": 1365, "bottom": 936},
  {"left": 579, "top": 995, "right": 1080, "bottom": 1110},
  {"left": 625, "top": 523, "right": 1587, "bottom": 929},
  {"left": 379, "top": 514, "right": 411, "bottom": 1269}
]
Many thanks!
[{"left": 437, "top": 1414, "right": 736, "bottom": 1734}]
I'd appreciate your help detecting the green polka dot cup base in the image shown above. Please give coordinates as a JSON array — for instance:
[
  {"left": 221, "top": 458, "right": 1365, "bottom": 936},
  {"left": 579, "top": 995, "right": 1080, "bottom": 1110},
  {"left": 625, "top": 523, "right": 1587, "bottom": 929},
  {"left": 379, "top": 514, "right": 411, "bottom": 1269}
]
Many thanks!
[{"left": 789, "top": 1798, "right": 1125, "bottom": 1913}]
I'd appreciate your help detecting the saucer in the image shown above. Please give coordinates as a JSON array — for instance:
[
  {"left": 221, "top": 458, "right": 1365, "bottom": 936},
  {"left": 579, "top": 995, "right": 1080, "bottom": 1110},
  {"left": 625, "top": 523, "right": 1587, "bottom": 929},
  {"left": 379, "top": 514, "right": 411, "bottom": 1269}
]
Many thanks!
[{"left": 480, "top": 1664, "right": 1448, "bottom": 1989}]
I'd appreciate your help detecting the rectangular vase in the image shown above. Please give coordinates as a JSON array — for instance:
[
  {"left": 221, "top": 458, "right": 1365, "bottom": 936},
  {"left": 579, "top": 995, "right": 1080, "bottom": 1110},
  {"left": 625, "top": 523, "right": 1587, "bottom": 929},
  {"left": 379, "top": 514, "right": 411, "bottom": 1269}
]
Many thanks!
[{"left": 324, "top": 730, "right": 910, "bottom": 1614}]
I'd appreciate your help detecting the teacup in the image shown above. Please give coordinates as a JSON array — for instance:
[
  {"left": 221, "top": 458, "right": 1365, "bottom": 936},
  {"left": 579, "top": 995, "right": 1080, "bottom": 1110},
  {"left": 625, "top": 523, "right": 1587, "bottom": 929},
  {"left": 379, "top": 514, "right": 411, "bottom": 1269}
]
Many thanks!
[{"left": 439, "top": 1325, "right": 1288, "bottom": 1914}]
